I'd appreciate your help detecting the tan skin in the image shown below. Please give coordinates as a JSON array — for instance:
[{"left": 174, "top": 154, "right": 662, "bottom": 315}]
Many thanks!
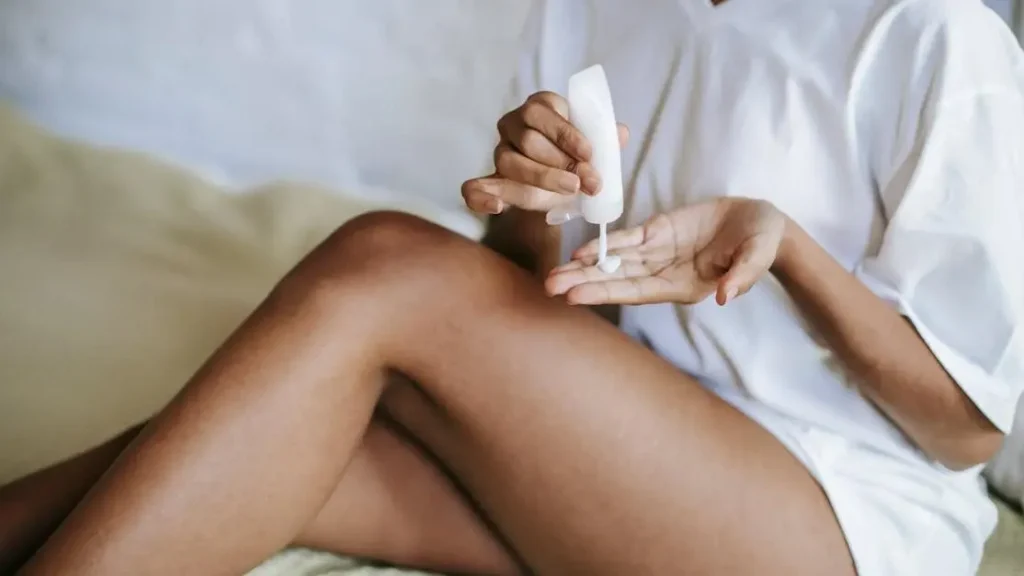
[{"left": 1, "top": 86, "right": 1001, "bottom": 575}]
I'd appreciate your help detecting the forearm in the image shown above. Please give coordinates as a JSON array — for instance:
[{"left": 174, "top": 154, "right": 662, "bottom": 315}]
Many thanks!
[
  {"left": 482, "top": 208, "right": 562, "bottom": 280},
  {"left": 772, "top": 219, "right": 1002, "bottom": 470}
]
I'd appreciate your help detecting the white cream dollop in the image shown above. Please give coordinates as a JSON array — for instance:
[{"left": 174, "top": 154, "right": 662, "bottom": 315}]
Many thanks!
[{"left": 597, "top": 255, "right": 621, "bottom": 274}]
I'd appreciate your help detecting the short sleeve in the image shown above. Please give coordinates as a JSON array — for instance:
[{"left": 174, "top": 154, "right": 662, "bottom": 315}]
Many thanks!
[{"left": 856, "top": 90, "right": 1024, "bottom": 432}]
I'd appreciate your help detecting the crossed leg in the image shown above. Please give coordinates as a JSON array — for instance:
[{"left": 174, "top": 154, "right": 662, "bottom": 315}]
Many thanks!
[
  {"left": 1, "top": 413, "right": 520, "bottom": 575},
  {"left": 18, "top": 211, "right": 856, "bottom": 575}
]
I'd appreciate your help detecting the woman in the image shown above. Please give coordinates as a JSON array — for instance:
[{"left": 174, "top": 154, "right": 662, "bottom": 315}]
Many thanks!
[{"left": 3, "top": 0, "right": 1023, "bottom": 574}]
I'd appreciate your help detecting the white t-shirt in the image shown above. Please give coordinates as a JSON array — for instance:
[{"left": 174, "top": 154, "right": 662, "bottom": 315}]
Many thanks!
[{"left": 512, "top": 0, "right": 1024, "bottom": 462}]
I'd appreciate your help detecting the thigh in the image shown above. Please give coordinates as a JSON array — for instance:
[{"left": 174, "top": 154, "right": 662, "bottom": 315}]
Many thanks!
[
  {"left": 296, "top": 414, "right": 520, "bottom": 575},
  {"left": 357, "top": 213, "right": 856, "bottom": 576}
]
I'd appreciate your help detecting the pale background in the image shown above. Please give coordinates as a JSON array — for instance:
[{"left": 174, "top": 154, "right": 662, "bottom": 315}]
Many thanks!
[{"left": 0, "top": 0, "right": 532, "bottom": 213}]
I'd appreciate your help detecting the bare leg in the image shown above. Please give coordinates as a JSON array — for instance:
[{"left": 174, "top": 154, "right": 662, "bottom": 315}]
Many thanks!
[
  {"left": 1, "top": 415, "right": 519, "bottom": 575},
  {"left": 0, "top": 426, "right": 141, "bottom": 572},
  {"left": 22, "top": 212, "right": 855, "bottom": 575},
  {"left": 295, "top": 413, "right": 521, "bottom": 574}
]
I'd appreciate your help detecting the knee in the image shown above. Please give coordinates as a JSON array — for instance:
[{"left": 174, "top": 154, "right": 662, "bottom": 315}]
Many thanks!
[
  {"left": 271, "top": 211, "right": 466, "bottom": 305},
  {"left": 305, "top": 210, "right": 455, "bottom": 279},
  {"left": 271, "top": 209, "right": 531, "bottom": 321},
  {"left": 325, "top": 210, "right": 452, "bottom": 264}
]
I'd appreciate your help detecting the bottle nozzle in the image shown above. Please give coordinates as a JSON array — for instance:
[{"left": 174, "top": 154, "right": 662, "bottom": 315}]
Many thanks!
[{"left": 545, "top": 202, "right": 583, "bottom": 226}]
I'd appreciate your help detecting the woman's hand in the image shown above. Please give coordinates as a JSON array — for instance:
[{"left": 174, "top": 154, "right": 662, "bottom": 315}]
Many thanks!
[
  {"left": 546, "top": 198, "right": 787, "bottom": 306},
  {"left": 462, "top": 91, "right": 629, "bottom": 215}
]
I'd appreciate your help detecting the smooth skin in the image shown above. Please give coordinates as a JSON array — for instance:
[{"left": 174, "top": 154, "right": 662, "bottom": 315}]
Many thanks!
[
  {"left": 4, "top": 83, "right": 998, "bottom": 576},
  {"left": 1, "top": 416, "right": 519, "bottom": 575}
]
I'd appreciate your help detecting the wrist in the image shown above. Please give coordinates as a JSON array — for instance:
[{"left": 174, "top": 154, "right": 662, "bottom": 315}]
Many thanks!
[{"left": 771, "top": 214, "right": 805, "bottom": 279}]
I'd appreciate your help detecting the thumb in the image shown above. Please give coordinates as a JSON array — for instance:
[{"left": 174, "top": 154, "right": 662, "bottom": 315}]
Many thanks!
[
  {"left": 617, "top": 123, "right": 630, "bottom": 149},
  {"left": 715, "top": 239, "right": 774, "bottom": 306}
]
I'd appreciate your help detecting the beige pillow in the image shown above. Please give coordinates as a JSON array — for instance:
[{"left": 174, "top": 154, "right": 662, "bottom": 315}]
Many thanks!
[{"left": 0, "top": 106, "right": 479, "bottom": 484}]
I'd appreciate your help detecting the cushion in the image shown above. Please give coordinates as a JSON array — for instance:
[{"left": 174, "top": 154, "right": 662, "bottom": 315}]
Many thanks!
[
  {"left": 980, "top": 497, "right": 1024, "bottom": 575},
  {"left": 985, "top": 398, "right": 1024, "bottom": 508},
  {"left": 0, "top": 103, "right": 480, "bottom": 483}
]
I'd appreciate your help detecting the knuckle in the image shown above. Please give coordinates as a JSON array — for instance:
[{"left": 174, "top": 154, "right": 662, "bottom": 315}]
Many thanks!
[
  {"left": 530, "top": 163, "right": 557, "bottom": 188},
  {"left": 527, "top": 91, "right": 559, "bottom": 106},
  {"left": 496, "top": 111, "right": 514, "bottom": 135},
  {"left": 460, "top": 179, "right": 480, "bottom": 201},
  {"left": 520, "top": 100, "right": 544, "bottom": 127},
  {"left": 522, "top": 186, "right": 549, "bottom": 210},
  {"left": 494, "top": 147, "right": 515, "bottom": 176},
  {"left": 553, "top": 124, "right": 574, "bottom": 148},
  {"left": 519, "top": 129, "right": 545, "bottom": 155}
]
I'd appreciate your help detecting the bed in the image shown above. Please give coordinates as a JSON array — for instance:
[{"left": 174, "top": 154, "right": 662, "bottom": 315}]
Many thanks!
[{"left": 1, "top": 1, "right": 1022, "bottom": 573}]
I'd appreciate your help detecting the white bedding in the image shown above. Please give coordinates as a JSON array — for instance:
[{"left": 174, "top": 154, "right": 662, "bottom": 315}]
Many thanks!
[{"left": 249, "top": 549, "right": 435, "bottom": 576}]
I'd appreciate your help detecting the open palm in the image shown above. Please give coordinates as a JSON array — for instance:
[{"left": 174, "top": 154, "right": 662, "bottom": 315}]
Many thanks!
[{"left": 546, "top": 198, "right": 786, "bottom": 306}]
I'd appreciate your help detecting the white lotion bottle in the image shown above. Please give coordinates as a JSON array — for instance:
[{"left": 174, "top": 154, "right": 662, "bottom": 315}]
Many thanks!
[
  {"left": 571, "top": 65, "right": 624, "bottom": 227},
  {"left": 547, "top": 64, "right": 624, "bottom": 273}
]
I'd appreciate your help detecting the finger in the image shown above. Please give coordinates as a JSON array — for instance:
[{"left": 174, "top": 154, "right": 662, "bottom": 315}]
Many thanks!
[
  {"left": 463, "top": 176, "right": 562, "bottom": 213},
  {"left": 550, "top": 250, "right": 649, "bottom": 277},
  {"left": 494, "top": 143, "right": 580, "bottom": 195},
  {"left": 518, "top": 93, "right": 592, "bottom": 162},
  {"left": 461, "top": 177, "right": 504, "bottom": 214},
  {"left": 573, "top": 162, "right": 604, "bottom": 196},
  {"left": 496, "top": 117, "right": 602, "bottom": 196},
  {"left": 546, "top": 259, "right": 653, "bottom": 296},
  {"left": 573, "top": 225, "right": 647, "bottom": 259},
  {"left": 565, "top": 276, "right": 681, "bottom": 306},
  {"left": 497, "top": 115, "right": 575, "bottom": 169},
  {"left": 551, "top": 124, "right": 629, "bottom": 196},
  {"left": 715, "top": 238, "right": 775, "bottom": 305}
]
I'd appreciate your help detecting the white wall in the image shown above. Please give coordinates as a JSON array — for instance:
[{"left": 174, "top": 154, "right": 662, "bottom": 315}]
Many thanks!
[
  {"left": 0, "top": 1, "right": 531, "bottom": 212},
  {"left": 0, "top": 1, "right": 1017, "bottom": 212}
]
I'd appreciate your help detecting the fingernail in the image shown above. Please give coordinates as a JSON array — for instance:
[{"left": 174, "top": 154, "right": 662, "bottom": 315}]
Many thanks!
[
  {"left": 557, "top": 172, "right": 580, "bottom": 194},
  {"left": 577, "top": 164, "right": 602, "bottom": 195},
  {"left": 487, "top": 198, "right": 504, "bottom": 214}
]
